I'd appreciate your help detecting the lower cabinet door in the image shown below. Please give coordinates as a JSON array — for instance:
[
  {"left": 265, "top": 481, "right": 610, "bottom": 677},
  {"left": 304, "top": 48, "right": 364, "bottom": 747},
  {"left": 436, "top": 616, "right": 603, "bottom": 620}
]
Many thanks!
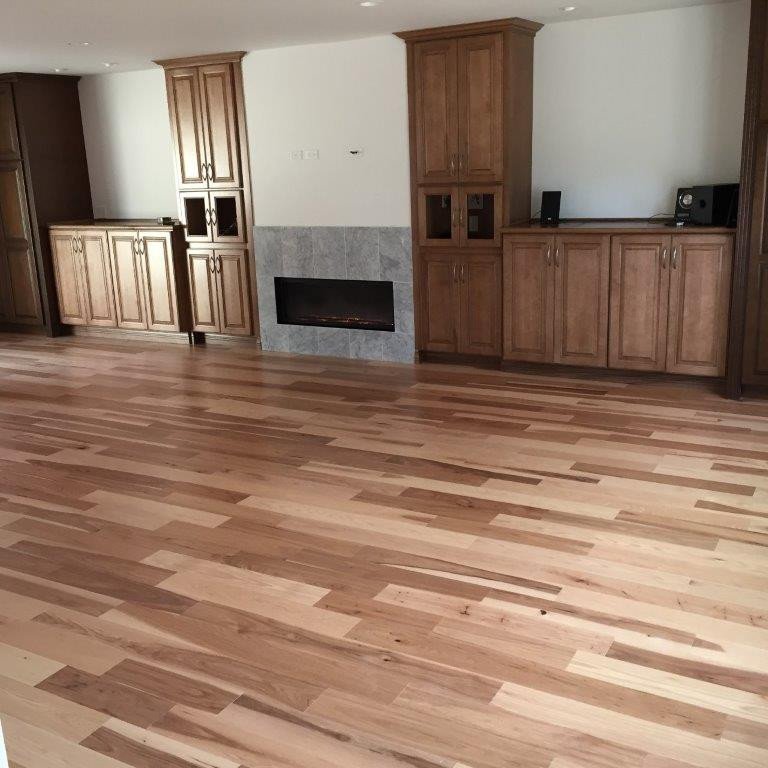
[
  {"left": 214, "top": 249, "right": 252, "bottom": 336},
  {"left": 666, "top": 235, "right": 733, "bottom": 377},
  {"left": 50, "top": 229, "right": 87, "bottom": 325},
  {"left": 80, "top": 230, "right": 117, "bottom": 327},
  {"left": 553, "top": 235, "right": 610, "bottom": 367},
  {"left": 0, "top": 249, "right": 8, "bottom": 321},
  {"left": 502, "top": 235, "right": 554, "bottom": 362},
  {"left": 422, "top": 253, "right": 457, "bottom": 352},
  {"left": 109, "top": 230, "right": 147, "bottom": 329},
  {"left": 139, "top": 231, "right": 179, "bottom": 331},
  {"left": 188, "top": 249, "right": 220, "bottom": 332},
  {"left": 4, "top": 244, "right": 42, "bottom": 325},
  {"left": 458, "top": 253, "right": 501, "bottom": 356},
  {"left": 609, "top": 235, "right": 671, "bottom": 371}
]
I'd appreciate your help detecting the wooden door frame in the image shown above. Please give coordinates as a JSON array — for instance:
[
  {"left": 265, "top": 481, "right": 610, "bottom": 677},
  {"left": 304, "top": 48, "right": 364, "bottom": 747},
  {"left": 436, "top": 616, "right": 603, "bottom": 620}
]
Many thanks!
[{"left": 727, "top": 0, "right": 765, "bottom": 398}]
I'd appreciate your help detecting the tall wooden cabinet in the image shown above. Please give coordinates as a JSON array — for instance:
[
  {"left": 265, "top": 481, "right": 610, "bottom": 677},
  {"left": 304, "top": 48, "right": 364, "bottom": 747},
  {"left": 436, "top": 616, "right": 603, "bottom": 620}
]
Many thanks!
[
  {"left": 156, "top": 52, "right": 257, "bottom": 338},
  {"left": 0, "top": 74, "right": 92, "bottom": 335},
  {"left": 397, "top": 18, "right": 542, "bottom": 359}
]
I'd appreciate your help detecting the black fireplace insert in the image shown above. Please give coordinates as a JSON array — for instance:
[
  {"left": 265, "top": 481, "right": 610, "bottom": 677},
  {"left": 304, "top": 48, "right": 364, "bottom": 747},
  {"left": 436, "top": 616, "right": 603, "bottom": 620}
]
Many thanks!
[{"left": 274, "top": 277, "right": 395, "bottom": 332}]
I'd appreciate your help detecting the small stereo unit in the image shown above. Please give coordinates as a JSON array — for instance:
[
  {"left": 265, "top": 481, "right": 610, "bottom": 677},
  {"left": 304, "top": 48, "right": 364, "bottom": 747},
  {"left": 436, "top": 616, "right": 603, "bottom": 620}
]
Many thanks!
[
  {"left": 674, "top": 187, "right": 694, "bottom": 224},
  {"left": 691, "top": 184, "right": 739, "bottom": 227}
]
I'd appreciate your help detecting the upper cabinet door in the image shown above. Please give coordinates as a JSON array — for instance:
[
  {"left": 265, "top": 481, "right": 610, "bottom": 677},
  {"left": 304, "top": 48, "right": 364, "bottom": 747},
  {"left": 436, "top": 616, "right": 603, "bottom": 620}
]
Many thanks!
[
  {"left": 608, "top": 235, "right": 671, "bottom": 372},
  {"left": 458, "top": 253, "right": 501, "bottom": 356},
  {"left": 666, "top": 235, "right": 733, "bottom": 377},
  {"left": 457, "top": 34, "right": 503, "bottom": 184},
  {"left": 199, "top": 64, "right": 241, "bottom": 189},
  {"left": 552, "top": 235, "right": 610, "bottom": 368},
  {"left": 80, "top": 230, "right": 117, "bottom": 327},
  {"left": 166, "top": 68, "right": 208, "bottom": 189},
  {"left": 413, "top": 40, "right": 459, "bottom": 184},
  {"left": 108, "top": 230, "right": 147, "bottom": 329},
  {"left": 50, "top": 230, "right": 86, "bottom": 325},
  {"left": 503, "top": 235, "right": 554, "bottom": 363},
  {"left": 0, "top": 84, "right": 20, "bottom": 161},
  {"left": 139, "top": 231, "right": 180, "bottom": 331}
]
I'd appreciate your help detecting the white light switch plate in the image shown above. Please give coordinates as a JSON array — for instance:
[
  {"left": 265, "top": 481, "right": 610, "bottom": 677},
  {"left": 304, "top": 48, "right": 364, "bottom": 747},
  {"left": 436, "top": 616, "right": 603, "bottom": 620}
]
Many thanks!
[{"left": 304, "top": 149, "right": 320, "bottom": 160}]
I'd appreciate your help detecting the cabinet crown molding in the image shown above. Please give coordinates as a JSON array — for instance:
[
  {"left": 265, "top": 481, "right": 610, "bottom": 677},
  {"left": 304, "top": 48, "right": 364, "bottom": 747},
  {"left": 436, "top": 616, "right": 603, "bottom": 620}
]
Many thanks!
[
  {"left": 153, "top": 51, "right": 247, "bottom": 69},
  {"left": 395, "top": 17, "right": 543, "bottom": 42}
]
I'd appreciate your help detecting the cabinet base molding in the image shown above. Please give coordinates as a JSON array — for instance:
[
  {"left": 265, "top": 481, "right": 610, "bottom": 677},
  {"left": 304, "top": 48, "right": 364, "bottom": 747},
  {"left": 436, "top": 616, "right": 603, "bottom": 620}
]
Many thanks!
[
  {"left": 69, "top": 326, "right": 194, "bottom": 345},
  {"left": 419, "top": 351, "right": 501, "bottom": 368},
  {"left": 194, "top": 332, "right": 262, "bottom": 347},
  {"left": 0, "top": 323, "right": 47, "bottom": 336}
]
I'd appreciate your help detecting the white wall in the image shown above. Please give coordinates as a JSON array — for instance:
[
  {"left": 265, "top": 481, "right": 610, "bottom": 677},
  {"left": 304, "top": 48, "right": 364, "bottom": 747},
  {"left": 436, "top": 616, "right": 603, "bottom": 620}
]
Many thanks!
[
  {"left": 79, "top": 69, "right": 177, "bottom": 219},
  {"left": 243, "top": 36, "right": 411, "bottom": 227},
  {"left": 532, "top": 1, "right": 750, "bottom": 218}
]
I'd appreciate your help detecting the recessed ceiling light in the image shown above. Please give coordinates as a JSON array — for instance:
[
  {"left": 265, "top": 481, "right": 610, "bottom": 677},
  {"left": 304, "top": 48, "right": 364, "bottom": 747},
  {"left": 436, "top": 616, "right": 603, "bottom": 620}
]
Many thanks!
[
  {"left": 360, "top": 1, "right": 381, "bottom": 6},
  {"left": 54, "top": 67, "right": 68, "bottom": 73},
  {"left": 103, "top": 62, "right": 117, "bottom": 68},
  {"left": 560, "top": 5, "right": 577, "bottom": 11},
  {"left": 80, "top": 41, "right": 91, "bottom": 46}
]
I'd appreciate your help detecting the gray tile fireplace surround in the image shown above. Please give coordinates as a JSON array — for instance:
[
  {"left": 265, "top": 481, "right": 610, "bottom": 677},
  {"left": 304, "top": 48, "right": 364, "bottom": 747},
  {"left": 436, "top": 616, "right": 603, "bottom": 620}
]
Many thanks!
[{"left": 254, "top": 227, "right": 415, "bottom": 363}]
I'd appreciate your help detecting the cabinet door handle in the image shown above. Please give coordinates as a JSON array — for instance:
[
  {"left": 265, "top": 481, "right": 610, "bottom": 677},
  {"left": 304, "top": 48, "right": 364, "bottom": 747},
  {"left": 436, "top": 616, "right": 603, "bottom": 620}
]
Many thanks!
[
  {"left": 207, "top": 163, "right": 213, "bottom": 182},
  {"left": 202, "top": 162, "right": 208, "bottom": 181},
  {"left": 661, "top": 247, "right": 668, "bottom": 269},
  {"left": 458, "top": 153, "right": 465, "bottom": 175},
  {"left": 671, "top": 247, "right": 679, "bottom": 269},
  {"left": 216, "top": 255, "right": 222, "bottom": 273},
  {"left": 72, "top": 236, "right": 78, "bottom": 254},
  {"left": 451, "top": 208, "right": 457, "bottom": 229},
  {"left": 459, "top": 207, "right": 465, "bottom": 227},
  {"left": 452, "top": 263, "right": 457, "bottom": 282},
  {"left": 546, "top": 245, "right": 552, "bottom": 266},
  {"left": 460, "top": 263, "right": 466, "bottom": 282},
  {"left": 205, "top": 209, "right": 211, "bottom": 226},
  {"left": 554, "top": 247, "right": 560, "bottom": 268},
  {"left": 211, "top": 208, "right": 217, "bottom": 227},
  {"left": 449, "top": 154, "right": 457, "bottom": 176},
  {"left": 209, "top": 255, "right": 216, "bottom": 274}
]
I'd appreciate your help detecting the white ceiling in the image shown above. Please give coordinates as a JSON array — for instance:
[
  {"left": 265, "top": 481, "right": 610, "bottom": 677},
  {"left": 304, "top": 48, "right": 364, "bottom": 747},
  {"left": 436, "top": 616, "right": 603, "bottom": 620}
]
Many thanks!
[{"left": 1, "top": 0, "right": 741, "bottom": 76}]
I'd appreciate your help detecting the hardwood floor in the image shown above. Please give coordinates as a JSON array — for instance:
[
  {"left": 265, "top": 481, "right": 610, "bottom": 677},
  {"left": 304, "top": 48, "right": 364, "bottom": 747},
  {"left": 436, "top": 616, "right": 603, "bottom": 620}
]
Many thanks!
[{"left": 0, "top": 333, "right": 767, "bottom": 768}]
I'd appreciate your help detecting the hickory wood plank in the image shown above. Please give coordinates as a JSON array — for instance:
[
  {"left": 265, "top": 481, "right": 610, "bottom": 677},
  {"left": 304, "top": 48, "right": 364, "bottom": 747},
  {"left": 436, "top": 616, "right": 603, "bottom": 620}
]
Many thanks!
[{"left": 0, "top": 333, "right": 767, "bottom": 768}]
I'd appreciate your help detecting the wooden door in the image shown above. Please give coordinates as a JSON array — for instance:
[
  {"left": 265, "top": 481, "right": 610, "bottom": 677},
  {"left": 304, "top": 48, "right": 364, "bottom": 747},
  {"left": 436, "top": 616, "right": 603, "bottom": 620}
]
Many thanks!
[
  {"left": 79, "top": 230, "right": 116, "bottom": 327},
  {"left": 457, "top": 34, "right": 503, "bottom": 184},
  {"left": 503, "top": 234, "right": 554, "bottom": 362},
  {"left": 0, "top": 83, "right": 20, "bottom": 161},
  {"left": 139, "top": 231, "right": 180, "bottom": 331},
  {"left": 422, "top": 252, "right": 457, "bottom": 352},
  {"left": 553, "top": 235, "right": 610, "bottom": 367},
  {"left": 199, "top": 64, "right": 241, "bottom": 188},
  {"left": 0, "top": 161, "right": 42, "bottom": 324},
  {"left": 165, "top": 67, "right": 208, "bottom": 189},
  {"left": 50, "top": 230, "right": 86, "bottom": 325},
  {"left": 458, "top": 253, "right": 501, "bottom": 356},
  {"left": 418, "top": 186, "right": 460, "bottom": 248},
  {"left": 0, "top": 247, "right": 8, "bottom": 320},
  {"left": 666, "top": 235, "right": 733, "bottom": 377},
  {"left": 608, "top": 235, "right": 671, "bottom": 371},
  {"left": 210, "top": 190, "right": 245, "bottom": 244},
  {"left": 413, "top": 39, "right": 459, "bottom": 184},
  {"left": 188, "top": 249, "right": 219, "bottom": 332},
  {"left": 459, "top": 186, "right": 503, "bottom": 248},
  {"left": 180, "top": 191, "right": 213, "bottom": 243},
  {"left": 108, "top": 230, "right": 146, "bottom": 329},
  {"left": 214, "top": 249, "right": 251, "bottom": 335}
]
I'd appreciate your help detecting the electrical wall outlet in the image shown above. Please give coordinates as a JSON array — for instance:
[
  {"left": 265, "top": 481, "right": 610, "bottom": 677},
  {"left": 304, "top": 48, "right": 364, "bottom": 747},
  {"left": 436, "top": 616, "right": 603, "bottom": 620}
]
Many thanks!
[
  {"left": 289, "top": 150, "right": 303, "bottom": 161},
  {"left": 304, "top": 149, "right": 320, "bottom": 160}
]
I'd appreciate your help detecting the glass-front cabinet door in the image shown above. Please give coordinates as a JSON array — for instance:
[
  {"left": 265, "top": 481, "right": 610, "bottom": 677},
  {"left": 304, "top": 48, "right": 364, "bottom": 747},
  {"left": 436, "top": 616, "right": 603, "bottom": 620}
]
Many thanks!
[
  {"left": 460, "top": 186, "right": 503, "bottom": 248},
  {"left": 210, "top": 190, "right": 245, "bottom": 244},
  {"left": 418, "top": 186, "right": 460, "bottom": 248},
  {"left": 180, "top": 191, "right": 213, "bottom": 243}
]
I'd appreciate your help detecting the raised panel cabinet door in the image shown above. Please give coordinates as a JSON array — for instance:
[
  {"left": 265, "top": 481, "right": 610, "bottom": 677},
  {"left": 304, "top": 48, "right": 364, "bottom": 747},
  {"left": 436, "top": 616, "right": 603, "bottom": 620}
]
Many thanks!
[
  {"left": 0, "top": 84, "right": 20, "bottom": 161},
  {"left": 666, "top": 235, "right": 733, "bottom": 377},
  {"left": 0, "top": 161, "right": 31, "bottom": 242},
  {"left": 458, "top": 253, "right": 501, "bottom": 356},
  {"left": 608, "top": 235, "right": 671, "bottom": 371},
  {"left": 4, "top": 245, "right": 43, "bottom": 324},
  {"left": 198, "top": 63, "right": 241, "bottom": 189},
  {"left": 553, "top": 235, "right": 610, "bottom": 367},
  {"left": 166, "top": 67, "right": 208, "bottom": 189},
  {"left": 502, "top": 235, "right": 554, "bottom": 362},
  {"left": 188, "top": 249, "right": 220, "bottom": 332},
  {"left": 0, "top": 248, "right": 9, "bottom": 320},
  {"left": 214, "top": 249, "right": 252, "bottom": 336},
  {"left": 413, "top": 39, "right": 459, "bottom": 184},
  {"left": 50, "top": 230, "right": 86, "bottom": 325},
  {"left": 108, "top": 230, "right": 146, "bottom": 329},
  {"left": 422, "top": 253, "right": 458, "bottom": 352},
  {"left": 139, "top": 231, "right": 179, "bottom": 331},
  {"left": 457, "top": 34, "right": 503, "bottom": 184},
  {"left": 80, "top": 230, "right": 117, "bottom": 327}
]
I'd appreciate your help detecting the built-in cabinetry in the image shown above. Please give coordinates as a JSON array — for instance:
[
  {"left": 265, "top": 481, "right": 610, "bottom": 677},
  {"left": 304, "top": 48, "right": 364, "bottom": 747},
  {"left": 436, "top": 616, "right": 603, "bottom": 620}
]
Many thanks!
[
  {"left": 0, "top": 74, "right": 92, "bottom": 334},
  {"left": 398, "top": 18, "right": 541, "bottom": 359},
  {"left": 502, "top": 226, "right": 734, "bottom": 378},
  {"left": 48, "top": 222, "right": 190, "bottom": 334},
  {"left": 156, "top": 52, "right": 257, "bottom": 339}
]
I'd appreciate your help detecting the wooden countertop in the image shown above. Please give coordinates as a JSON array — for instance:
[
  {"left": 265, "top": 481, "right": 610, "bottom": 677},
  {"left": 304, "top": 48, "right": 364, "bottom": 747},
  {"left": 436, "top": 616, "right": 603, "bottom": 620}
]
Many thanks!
[
  {"left": 500, "top": 219, "right": 736, "bottom": 235},
  {"left": 49, "top": 219, "right": 180, "bottom": 230}
]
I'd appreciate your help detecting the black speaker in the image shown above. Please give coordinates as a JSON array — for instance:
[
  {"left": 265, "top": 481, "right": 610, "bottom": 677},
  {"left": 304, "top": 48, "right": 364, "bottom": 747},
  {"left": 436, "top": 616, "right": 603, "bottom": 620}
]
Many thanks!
[
  {"left": 691, "top": 184, "right": 739, "bottom": 227},
  {"left": 541, "top": 191, "right": 561, "bottom": 227},
  {"left": 674, "top": 187, "right": 694, "bottom": 224}
]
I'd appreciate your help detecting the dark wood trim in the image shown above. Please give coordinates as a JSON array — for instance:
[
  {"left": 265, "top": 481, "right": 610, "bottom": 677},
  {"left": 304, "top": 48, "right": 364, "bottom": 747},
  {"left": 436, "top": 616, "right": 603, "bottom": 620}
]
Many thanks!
[
  {"left": 726, "top": 0, "right": 766, "bottom": 399},
  {"left": 419, "top": 351, "right": 501, "bottom": 368},
  {"left": 153, "top": 51, "right": 247, "bottom": 68},
  {"left": 396, "top": 17, "right": 543, "bottom": 42}
]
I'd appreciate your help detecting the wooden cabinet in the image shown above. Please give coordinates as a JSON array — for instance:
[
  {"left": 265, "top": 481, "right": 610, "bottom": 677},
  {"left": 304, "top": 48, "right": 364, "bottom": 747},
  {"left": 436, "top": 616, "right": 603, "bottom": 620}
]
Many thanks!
[
  {"left": 188, "top": 248, "right": 252, "bottom": 335},
  {"left": 503, "top": 233, "right": 609, "bottom": 367},
  {"left": 50, "top": 223, "right": 190, "bottom": 335},
  {"left": 666, "top": 235, "right": 733, "bottom": 377},
  {"left": 158, "top": 52, "right": 257, "bottom": 340},
  {"left": 423, "top": 251, "right": 500, "bottom": 356},
  {"left": 0, "top": 73, "right": 93, "bottom": 335}
]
